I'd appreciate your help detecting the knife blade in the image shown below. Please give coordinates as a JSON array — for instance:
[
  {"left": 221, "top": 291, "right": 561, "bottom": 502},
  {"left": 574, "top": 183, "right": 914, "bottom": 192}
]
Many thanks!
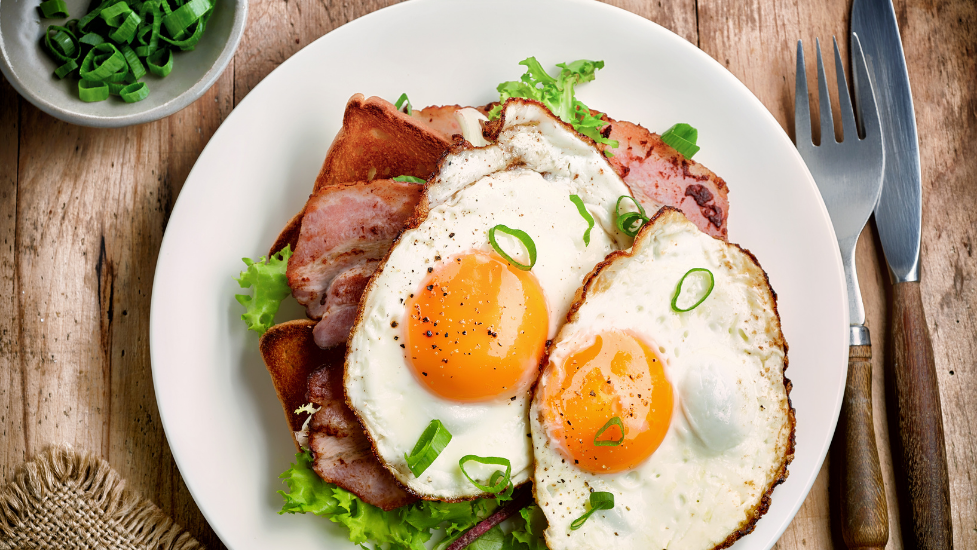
[{"left": 851, "top": 1, "right": 953, "bottom": 548}]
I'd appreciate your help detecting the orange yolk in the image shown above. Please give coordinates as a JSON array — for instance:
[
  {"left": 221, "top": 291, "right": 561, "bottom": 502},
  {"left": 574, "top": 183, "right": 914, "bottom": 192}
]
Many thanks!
[
  {"left": 405, "top": 251, "right": 549, "bottom": 402},
  {"left": 541, "top": 331, "right": 673, "bottom": 473}
]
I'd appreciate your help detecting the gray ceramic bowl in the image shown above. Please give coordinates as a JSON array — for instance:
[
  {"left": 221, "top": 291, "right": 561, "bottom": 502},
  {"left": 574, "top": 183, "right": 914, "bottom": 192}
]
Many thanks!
[{"left": 0, "top": 0, "right": 246, "bottom": 128}]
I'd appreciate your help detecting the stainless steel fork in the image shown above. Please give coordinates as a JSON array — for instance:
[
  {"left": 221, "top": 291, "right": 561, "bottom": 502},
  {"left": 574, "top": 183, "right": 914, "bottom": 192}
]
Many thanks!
[{"left": 795, "top": 35, "right": 889, "bottom": 549}]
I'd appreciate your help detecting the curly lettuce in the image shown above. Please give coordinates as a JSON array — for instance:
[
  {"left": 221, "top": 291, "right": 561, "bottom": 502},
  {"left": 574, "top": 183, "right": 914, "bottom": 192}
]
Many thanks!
[
  {"left": 278, "top": 451, "right": 547, "bottom": 550},
  {"left": 234, "top": 245, "right": 292, "bottom": 334},
  {"left": 490, "top": 57, "right": 618, "bottom": 151}
]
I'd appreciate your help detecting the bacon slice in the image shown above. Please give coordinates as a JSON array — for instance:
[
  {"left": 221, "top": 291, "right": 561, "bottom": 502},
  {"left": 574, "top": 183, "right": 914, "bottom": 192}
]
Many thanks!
[
  {"left": 603, "top": 117, "right": 729, "bottom": 240},
  {"left": 287, "top": 179, "right": 424, "bottom": 349},
  {"left": 307, "top": 362, "right": 417, "bottom": 511}
]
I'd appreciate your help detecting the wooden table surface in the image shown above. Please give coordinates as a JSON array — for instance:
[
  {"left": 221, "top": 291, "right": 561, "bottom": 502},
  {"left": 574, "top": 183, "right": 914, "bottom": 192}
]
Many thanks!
[{"left": 1, "top": 0, "right": 974, "bottom": 548}]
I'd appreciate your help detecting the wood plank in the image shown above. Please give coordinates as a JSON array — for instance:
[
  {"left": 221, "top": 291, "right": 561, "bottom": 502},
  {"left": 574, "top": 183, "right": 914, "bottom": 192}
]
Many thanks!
[
  {"left": 0, "top": 75, "right": 24, "bottom": 482},
  {"left": 601, "top": 0, "right": 698, "bottom": 44},
  {"left": 232, "top": 0, "right": 403, "bottom": 105},
  {"left": 6, "top": 69, "right": 234, "bottom": 550}
]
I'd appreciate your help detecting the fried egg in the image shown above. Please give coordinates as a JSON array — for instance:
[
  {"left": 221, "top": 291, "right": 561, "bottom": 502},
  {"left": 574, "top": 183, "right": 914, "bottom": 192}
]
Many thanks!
[
  {"left": 344, "top": 99, "right": 634, "bottom": 500},
  {"left": 530, "top": 207, "right": 793, "bottom": 549}
]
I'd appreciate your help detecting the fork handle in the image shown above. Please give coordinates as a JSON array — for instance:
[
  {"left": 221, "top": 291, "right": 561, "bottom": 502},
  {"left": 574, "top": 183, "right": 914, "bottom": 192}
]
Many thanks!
[
  {"left": 891, "top": 281, "right": 953, "bottom": 549},
  {"left": 842, "top": 340, "right": 889, "bottom": 549}
]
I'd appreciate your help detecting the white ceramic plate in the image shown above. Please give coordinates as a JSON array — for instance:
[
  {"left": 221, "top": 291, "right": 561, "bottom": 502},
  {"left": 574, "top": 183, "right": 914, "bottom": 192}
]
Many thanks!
[{"left": 150, "top": 0, "right": 848, "bottom": 548}]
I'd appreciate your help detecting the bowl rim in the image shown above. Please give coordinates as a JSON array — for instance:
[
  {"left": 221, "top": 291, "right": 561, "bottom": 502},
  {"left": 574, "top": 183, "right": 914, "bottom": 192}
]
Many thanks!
[{"left": 0, "top": 0, "right": 248, "bottom": 128}]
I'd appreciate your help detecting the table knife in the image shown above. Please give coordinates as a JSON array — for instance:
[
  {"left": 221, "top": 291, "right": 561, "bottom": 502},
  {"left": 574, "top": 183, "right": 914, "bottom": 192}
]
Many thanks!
[{"left": 851, "top": 1, "right": 953, "bottom": 548}]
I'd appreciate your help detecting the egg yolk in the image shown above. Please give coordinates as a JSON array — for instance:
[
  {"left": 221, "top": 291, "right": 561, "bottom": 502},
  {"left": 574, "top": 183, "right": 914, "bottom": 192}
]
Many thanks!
[
  {"left": 542, "top": 331, "right": 673, "bottom": 473},
  {"left": 404, "top": 251, "right": 549, "bottom": 402}
]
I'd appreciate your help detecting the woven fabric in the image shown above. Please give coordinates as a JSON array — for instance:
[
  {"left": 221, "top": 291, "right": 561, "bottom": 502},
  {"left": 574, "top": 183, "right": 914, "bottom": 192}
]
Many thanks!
[{"left": 0, "top": 446, "right": 203, "bottom": 550}]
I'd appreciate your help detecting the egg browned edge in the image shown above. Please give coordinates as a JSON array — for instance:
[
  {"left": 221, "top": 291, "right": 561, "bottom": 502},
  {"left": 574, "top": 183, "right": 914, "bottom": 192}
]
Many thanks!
[
  {"left": 536, "top": 205, "right": 796, "bottom": 550},
  {"left": 340, "top": 97, "right": 618, "bottom": 503}
]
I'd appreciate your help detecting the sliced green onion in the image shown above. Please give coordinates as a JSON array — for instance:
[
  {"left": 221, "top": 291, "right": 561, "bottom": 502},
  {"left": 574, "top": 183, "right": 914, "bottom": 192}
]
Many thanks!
[
  {"left": 614, "top": 195, "right": 649, "bottom": 237},
  {"left": 147, "top": 48, "right": 173, "bottom": 77},
  {"left": 119, "top": 81, "right": 149, "bottom": 102},
  {"left": 55, "top": 59, "right": 79, "bottom": 79},
  {"left": 661, "top": 123, "right": 700, "bottom": 159},
  {"left": 79, "top": 32, "right": 105, "bottom": 47},
  {"left": 458, "top": 455, "right": 512, "bottom": 494},
  {"left": 671, "top": 268, "right": 715, "bottom": 312},
  {"left": 147, "top": 1, "right": 162, "bottom": 54},
  {"left": 108, "top": 11, "right": 142, "bottom": 44},
  {"left": 394, "top": 92, "right": 412, "bottom": 115},
  {"left": 120, "top": 45, "right": 146, "bottom": 80},
  {"left": 79, "top": 1, "right": 109, "bottom": 31},
  {"left": 593, "top": 416, "right": 625, "bottom": 447},
  {"left": 392, "top": 175, "right": 425, "bottom": 184},
  {"left": 162, "top": 0, "right": 210, "bottom": 38},
  {"left": 570, "top": 491, "right": 615, "bottom": 530},
  {"left": 568, "top": 195, "right": 595, "bottom": 246},
  {"left": 107, "top": 81, "right": 126, "bottom": 95},
  {"left": 79, "top": 43, "right": 126, "bottom": 81},
  {"left": 43, "top": 27, "right": 79, "bottom": 62},
  {"left": 404, "top": 419, "right": 452, "bottom": 477},
  {"left": 488, "top": 224, "right": 537, "bottom": 271},
  {"left": 100, "top": 1, "right": 132, "bottom": 26},
  {"left": 38, "top": 0, "right": 70, "bottom": 18},
  {"left": 160, "top": 17, "right": 205, "bottom": 50},
  {"left": 78, "top": 80, "right": 109, "bottom": 102}
]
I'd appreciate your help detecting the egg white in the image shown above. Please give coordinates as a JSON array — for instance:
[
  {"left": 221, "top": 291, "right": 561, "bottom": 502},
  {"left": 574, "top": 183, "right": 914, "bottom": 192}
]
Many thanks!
[
  {"left": 345, "top": 100, "right": 634, "bottom": 500},
  {"left": 530, "top": 208, "right": 792, "bottom": 549}
]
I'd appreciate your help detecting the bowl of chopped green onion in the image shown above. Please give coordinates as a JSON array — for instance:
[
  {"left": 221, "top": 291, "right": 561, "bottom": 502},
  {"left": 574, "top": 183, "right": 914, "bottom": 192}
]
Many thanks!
[{"left": 0, "top": 0, "right": 246, "bottom": 127}]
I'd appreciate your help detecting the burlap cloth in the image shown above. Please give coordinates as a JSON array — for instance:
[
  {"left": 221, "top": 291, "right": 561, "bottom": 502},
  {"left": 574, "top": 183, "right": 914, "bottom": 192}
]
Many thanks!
[{"left": 0, "top": 446, "right": 203, "bottom": 550}]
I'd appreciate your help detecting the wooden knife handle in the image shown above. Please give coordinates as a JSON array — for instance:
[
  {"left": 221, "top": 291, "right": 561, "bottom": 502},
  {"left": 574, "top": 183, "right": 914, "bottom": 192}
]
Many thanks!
[
  {"left": 842, "top": 343, "right": 889, "bottom": 550},
  {"left": 892, "top": 280, "right": 953, "bottom": 549}
]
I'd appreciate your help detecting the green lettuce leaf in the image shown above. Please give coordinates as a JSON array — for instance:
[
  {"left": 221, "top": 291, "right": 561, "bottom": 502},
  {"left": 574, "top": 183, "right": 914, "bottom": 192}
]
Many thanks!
[
  {"left": 278, "top": 451, "right": 546, "bottom": 550},
  {"left": 490, "top": 57, "right": 618, "bottom": 151},
  {"left": 234, "top": 245, "right": 292, "bottom": 334}
]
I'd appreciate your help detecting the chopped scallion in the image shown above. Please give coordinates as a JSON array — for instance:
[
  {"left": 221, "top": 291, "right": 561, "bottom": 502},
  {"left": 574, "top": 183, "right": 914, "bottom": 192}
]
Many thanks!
[
  {"left": 404, "top": 419, "right": 452, "bottom": 477},
  {"left": 147, "top": 48, "right": 173, "bottom": 77},
  {"left": 394, "top": 92, "right": 412, "bottom": 115},
  {"left": 568, "top": 195, "right": 595, "bottom": 246},
  {"left": 488, "top": 225, "right": 537, "bottom": 271},
  {"left": 661, "top": 123, "right": 701, "bottom": 159},
  {"left": 38, "top": 0, "right": 69, "bottom": 18},
  {"left": 570, "top": 491, "right": 615, "bottom": 530},
  {"left": 38, "top": 0, "right": 214, "bottom": 103},
  {"left": 671, "top": 268, "right": 715, "bottom": 312},
  {"left": 78, "top": 80, "right": 109, "bottom": 102},
  {"left": 593, "top": 416, "right": 625, "bottom": 447},
  {"left": 458, "top": 455, "right": 512, "bottom": 494},
  {"left": 614, "top": 195, "right": 649, "bottom": 238},
  {"left": 120, "top": 81, "right": 149, "bottom": 102},
  {"left": 392, "top": 175, "right": 425, "bottom": 184}
]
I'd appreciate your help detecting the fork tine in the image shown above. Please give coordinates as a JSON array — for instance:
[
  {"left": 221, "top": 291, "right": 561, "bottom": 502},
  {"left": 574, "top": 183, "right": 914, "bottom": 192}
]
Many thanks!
[
  {"left": 833, "top": 37, "right": 857, "bottom": 142},
  {"left": 794, "top": 40, "right": 812, "bottom": 146},
  {"left": 815, "top": 38, "right": 835, "bottom": 145},
  {"left": 851, "top": 32, "right": 882, "bottom": 145}
]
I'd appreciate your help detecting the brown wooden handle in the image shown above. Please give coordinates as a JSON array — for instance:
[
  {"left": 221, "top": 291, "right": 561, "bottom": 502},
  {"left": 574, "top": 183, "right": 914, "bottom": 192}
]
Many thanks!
[
  {"left": 841, "top": 343, "right": 889, "bottom": 549},
  {"left": 892, "top": 281, "right": 953, "bottom": 549}
]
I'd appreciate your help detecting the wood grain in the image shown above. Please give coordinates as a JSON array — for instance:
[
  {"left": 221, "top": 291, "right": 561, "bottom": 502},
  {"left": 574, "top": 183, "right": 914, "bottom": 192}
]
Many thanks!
[
  {"left": 842, "top": 344, "right": 889, "bottom": 549},
  {"left": 890, "top": 281, "right": 953, "bottom": 549},
  {"left": 1, "top": 1, "right": 975, "bottom": 549}
]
